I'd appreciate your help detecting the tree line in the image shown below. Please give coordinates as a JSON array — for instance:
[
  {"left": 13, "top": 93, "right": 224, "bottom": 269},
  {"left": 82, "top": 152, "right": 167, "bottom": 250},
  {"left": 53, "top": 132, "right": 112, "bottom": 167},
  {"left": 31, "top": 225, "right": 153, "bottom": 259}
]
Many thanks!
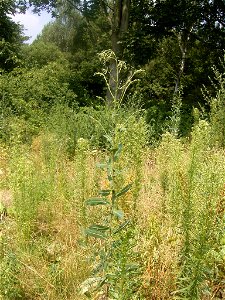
[{"left": 1, "top": 0, "right": 225, "bottom": 136}]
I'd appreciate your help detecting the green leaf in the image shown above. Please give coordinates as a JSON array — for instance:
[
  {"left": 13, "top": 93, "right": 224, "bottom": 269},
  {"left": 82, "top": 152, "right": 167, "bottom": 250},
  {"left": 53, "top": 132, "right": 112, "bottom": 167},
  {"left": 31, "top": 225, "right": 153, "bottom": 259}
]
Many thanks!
[
  {"left": 113, "top": 143, "right": 123, "bottom": 161},
  {"left": 116, "top": 183, "right": 132, "bottom": 198},
  {"left": 113, "top": 220, "right": 130, "bottom": 234},
  {"left": 113, "top": 209, "right": 124, "bottom": 219},
  {"left": 88, "top": 224, "right": 110, "bottom": 232},
  {"left": 84, "top": 292, "right": 91, "bottom": 298},
  {"left": 85, "top": 198, "right": 110, "bottom": 206},
  {"left": 99, "top": 189, "right": 111, "bottom": 196},
  {"left": 85, "top": 228, "right": 107, "bottom": 239}
]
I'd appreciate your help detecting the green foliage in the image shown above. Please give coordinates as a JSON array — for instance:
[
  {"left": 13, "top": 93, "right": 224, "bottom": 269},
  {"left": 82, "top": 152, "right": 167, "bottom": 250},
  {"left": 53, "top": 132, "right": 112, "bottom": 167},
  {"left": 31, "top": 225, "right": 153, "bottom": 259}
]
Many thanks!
[
  {"left": 145, "top": 87, "right": 183, "bottom": 145},
  {"left": 0, "top": 248, "right": 25, "bottom": 300},
  {"left": 8, "top": 145, "right": 52, "bottom": 238},
  {"left": 36, "top": 7, "right": 108, "bottom": 106},
  {"left": 0, "top": 0, "right": 25, "bottom": 72},
  {"left": 22, "top": 41, "right": 66, "bottom": 68},
  {"left": 69, "top": 56, "right": 104, "bottom": 106},
  {"left": 113, "top": 114, "right": 148, "bottom": 216},
  {"left": 45, "top": 103, "right": 147, "bottom": 157},
  {"left": 0, "top": 39, "right": 22, "bottom": 72},
  {"left": 0, "top": 63, "right": 76, "bottom": 110},
  {"left": 145, "top": 104, "right": 170, "bottom": 145},
  {"left": 74, "top": 138, "right": 91, "bottom": 225},
  {"left": 21, "top": 0, "right": 225, "bottom": 122},
  {"left": 0, "top": 61, "right": 77, "bottom": 143},
  {"left": 169, "top": 88, "right": 182, "bottom": 137},
  {"left": 38, "top": 9, "right": 108, "bottom": 56}
]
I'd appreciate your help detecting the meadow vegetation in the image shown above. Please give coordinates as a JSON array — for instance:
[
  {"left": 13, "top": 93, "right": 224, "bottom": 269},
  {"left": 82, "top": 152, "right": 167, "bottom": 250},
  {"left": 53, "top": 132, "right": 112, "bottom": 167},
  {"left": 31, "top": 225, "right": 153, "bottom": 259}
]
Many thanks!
[
  {"left": 1, "top": 0, "right": 225, "bottom": 298},
  {"left": 0, "top": 51, "right": 225, "bottom": 299}
]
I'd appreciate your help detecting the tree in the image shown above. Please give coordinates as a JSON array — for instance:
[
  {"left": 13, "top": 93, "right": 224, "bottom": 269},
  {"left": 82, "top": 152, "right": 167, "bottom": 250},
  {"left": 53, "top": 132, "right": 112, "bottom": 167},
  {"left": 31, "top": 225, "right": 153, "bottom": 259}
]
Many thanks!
[
  {"left": 25, "top": 0, "right": 129, "bottom": 56},
  {"left": 148, "top": 0, "right": 225, "bottom": 94},
  {"left": 36, "top": 13, "right": 106, "bottom": 106},
  {"left": 0, "top": 0, "right": 25, "bottom": 71},
  {"left": 22, "top": 40, "right": 66, "bottom": 67},
  {"left": 23, "top": 0, "right": 132, "bottom": 104}
]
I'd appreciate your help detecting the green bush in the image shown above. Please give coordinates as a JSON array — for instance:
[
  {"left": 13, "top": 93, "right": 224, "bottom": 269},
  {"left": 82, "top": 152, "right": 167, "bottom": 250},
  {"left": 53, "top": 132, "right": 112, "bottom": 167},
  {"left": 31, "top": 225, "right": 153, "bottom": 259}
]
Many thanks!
[{"left": 0, "top": 61, "right": 77, "bottom": 144}]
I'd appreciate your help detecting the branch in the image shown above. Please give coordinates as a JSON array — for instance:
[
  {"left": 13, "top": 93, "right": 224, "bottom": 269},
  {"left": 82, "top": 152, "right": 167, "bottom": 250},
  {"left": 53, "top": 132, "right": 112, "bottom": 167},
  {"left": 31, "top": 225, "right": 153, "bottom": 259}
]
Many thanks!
[{"left": 64, "top": 0, "right": 83, "bottom": 14}]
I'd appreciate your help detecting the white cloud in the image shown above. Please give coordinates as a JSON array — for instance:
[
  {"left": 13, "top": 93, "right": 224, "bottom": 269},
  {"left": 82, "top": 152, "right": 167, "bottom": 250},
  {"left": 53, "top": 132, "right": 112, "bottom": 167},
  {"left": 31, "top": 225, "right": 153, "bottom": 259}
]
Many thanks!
[{"left": 12, "top": 9, "right": 52, "bottom": 43}]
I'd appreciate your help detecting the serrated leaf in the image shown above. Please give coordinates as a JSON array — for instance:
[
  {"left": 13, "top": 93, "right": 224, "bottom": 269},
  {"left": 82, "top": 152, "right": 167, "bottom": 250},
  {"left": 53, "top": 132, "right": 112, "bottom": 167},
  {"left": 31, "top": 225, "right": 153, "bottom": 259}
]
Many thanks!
[
  {"left": 99, "top": 189, "right": 111, "bottom": 196},
  {"left": 113, "top": 143, "right": 123, "bottom": 161},
  {"left": 113, "top": 220, "right": 130, "bottom": 234},
  {"left": 85, "top": 228, "right": 107, "bottom": 239},
  {"left": 116, "top": 183, "right": 132, "bottom": 198},
  {"left": 85, "top": 198, "right": 110, "bottom": 206},
  {"left": 113, "top": 209, "right": 124, "bottom": 219}
]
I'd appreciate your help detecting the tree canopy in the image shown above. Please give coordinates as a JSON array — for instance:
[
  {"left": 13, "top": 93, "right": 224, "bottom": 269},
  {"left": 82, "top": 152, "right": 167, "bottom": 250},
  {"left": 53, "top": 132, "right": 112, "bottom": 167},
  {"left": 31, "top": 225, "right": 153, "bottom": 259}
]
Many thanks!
[
  {"left": 0, "top": 0, "right": 25, "bottom": 71},
  {"left": 1, "top": 0, "right": 225, "bottom": 133}
]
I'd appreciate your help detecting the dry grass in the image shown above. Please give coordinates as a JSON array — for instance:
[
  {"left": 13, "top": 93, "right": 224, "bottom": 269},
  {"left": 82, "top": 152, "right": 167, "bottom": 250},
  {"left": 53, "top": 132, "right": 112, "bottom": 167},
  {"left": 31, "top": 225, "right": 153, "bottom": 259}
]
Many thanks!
[
  {"left": 1, "top": 134, "right": 224, "bottom": 299},
  {"left": 0, "top": 141, "right": 180, "bottom": 299},
  {"left": 137, "top": 150, "right": 180, "bottom": 299}
]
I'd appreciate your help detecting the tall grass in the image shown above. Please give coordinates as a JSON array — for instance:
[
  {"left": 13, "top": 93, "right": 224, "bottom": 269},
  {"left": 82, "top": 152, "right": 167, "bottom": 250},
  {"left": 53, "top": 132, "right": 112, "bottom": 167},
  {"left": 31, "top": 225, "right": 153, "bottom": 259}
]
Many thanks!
[
  {"left": 0, "top": 117, "right": 225, "bottom": 299},
  {"left": 0, "top": 133, "right": 95, "bottom": 299},
  {"left": 0, "top": 105, "right": 149, "bottom": 300},
  {"left": 156, "top": 121, "right": 225, "bottom": 299}
]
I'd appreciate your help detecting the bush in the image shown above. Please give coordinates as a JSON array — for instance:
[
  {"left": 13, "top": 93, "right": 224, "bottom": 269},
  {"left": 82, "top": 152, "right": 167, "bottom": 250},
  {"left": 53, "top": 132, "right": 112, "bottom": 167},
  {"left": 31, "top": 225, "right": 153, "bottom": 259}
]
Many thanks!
[{"left": 0, "top": 62, "right": 77, "bottom": 144}]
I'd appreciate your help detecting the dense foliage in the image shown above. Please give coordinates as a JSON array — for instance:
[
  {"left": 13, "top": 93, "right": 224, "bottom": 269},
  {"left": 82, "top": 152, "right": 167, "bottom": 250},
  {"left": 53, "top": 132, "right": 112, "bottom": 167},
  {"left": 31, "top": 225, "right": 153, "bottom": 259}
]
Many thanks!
[
  {"left": 0, "top": 0, "right": 25, "bottom": 71},
  {"left": 1, "top": 0, "right": 224, "bottom": 134}
]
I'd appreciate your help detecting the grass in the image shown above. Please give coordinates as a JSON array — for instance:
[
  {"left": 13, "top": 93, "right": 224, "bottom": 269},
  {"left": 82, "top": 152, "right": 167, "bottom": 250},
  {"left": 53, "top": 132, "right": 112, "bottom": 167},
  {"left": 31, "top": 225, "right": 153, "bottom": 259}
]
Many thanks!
[{"left": 0, "top": 111, "right": 225, "bottom": 299}]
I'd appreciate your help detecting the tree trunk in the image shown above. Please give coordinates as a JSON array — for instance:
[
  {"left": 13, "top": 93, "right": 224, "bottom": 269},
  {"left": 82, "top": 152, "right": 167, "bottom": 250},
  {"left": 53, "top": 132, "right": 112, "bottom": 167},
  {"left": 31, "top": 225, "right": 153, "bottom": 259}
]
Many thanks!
[
  {"left": 174, "top": 28, "right": 192, "bottom": 95},
  {"left": 106, "top": 0, "right": 130, "bottom": 105},
  {"left": 174, "top": 38, "right": 187, "bottom": 94}
]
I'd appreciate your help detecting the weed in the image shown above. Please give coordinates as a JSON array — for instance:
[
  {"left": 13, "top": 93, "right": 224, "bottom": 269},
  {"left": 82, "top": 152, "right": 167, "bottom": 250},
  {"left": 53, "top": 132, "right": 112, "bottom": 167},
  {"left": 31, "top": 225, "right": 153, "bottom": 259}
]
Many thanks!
[
  {"left": 81, "top": 144, "right": 142, "bottom": 299},
  {"left": 96, "top": 50, "right": 144, "bottom": 108}
]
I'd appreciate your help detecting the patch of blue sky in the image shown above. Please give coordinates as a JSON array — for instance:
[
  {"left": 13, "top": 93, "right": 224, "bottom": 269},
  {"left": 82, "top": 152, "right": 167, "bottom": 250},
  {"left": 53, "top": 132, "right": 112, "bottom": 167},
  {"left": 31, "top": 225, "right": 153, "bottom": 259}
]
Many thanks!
[{"left": 11, "top": 8, "right": 53, "bottom": 44}]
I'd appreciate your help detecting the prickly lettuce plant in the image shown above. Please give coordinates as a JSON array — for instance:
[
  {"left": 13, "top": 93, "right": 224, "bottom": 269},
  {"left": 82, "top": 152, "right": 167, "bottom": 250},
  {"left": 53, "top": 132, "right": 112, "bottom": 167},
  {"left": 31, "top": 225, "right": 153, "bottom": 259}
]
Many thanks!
[
  {"left": 80, "top": 144, "right": 141, "bottom": 299},
  {"left": 96, "top": 49, "right": 144, "bottom": 108}
]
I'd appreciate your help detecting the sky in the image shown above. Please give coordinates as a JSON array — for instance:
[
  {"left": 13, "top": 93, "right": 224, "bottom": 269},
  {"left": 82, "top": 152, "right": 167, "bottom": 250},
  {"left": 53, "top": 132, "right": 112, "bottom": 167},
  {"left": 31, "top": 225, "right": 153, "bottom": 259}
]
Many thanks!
[{"left": 12, "top": 9, "right": 53, "bottom": 44}]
